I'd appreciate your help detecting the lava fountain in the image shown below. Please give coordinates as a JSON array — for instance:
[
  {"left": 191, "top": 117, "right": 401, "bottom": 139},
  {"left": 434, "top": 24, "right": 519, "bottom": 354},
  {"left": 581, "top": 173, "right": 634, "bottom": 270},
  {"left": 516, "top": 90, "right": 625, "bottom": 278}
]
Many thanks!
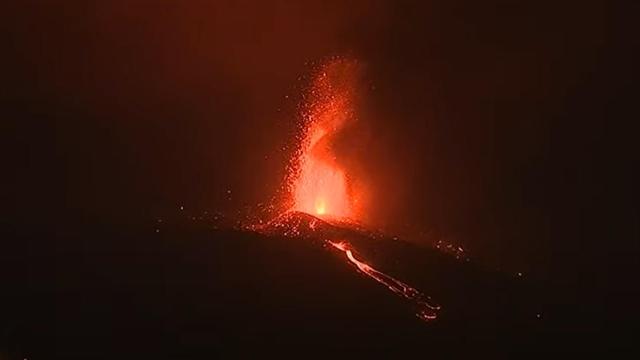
[{"left": 287, "top": 58, "right": 361, "bottom": 220}]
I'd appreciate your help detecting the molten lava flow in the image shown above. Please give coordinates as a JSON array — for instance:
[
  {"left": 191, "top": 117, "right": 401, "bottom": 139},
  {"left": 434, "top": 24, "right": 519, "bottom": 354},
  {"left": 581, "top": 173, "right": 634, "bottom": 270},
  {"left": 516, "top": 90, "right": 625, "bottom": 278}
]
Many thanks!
[
  {"left": 287, "top": 59, "right": 361, "bottom": 221},
  {"left": 328, "top": 240, "right": 441, "bottom": 322}
]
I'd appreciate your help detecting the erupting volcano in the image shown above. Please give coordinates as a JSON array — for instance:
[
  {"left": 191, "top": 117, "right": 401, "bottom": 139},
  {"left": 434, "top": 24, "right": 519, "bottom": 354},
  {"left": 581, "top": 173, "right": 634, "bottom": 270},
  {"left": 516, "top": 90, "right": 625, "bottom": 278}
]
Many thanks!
[
  {"left": 287, "top": 58, "right": 361, "bottom": 220},
  {"left": 10, "top": 1, "right": 606, "bottom": 355},
  {"left": 263, "top": 58, "right": 441, "bottom": 322}
]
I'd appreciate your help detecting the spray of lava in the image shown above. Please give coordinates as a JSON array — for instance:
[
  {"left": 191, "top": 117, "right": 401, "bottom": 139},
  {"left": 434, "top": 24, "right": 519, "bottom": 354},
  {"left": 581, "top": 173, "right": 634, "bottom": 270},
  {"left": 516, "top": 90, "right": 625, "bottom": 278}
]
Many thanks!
[{"left": 286, "top": 58, "right": 361, "bottom": 220}]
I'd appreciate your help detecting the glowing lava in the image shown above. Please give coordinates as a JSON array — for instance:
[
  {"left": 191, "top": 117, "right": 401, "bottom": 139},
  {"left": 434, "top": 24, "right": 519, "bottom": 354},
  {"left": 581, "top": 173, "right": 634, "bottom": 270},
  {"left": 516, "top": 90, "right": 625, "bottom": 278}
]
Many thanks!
[
  {"left": 287, "top": 58, "right": 361, "bottom": 220},
  {"left": 315, "top": 198, "right": 326, "bottom": 215},
  {"left": 328, "top": 240, "right": 441, "bottom": 322}
]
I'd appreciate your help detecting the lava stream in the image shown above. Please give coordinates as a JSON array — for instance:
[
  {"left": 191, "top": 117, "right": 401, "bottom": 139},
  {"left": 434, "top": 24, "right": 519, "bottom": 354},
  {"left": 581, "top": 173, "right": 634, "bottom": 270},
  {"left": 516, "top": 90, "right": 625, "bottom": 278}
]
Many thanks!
[{"left": 328, "top": 241, "right": 440, "bottom": 322}]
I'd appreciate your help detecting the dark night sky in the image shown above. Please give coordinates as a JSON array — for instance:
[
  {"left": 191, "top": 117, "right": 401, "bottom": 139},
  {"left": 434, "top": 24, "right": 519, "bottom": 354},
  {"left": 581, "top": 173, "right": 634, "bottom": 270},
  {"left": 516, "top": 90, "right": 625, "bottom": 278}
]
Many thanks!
[{"left": 3, "top": 1, "right": 638, "bottom": 298}]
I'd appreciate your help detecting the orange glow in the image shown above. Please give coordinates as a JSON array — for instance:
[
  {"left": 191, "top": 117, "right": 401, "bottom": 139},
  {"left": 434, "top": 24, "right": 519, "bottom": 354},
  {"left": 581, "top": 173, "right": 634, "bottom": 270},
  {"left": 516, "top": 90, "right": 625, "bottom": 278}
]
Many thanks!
[
  {"left": 315, "top": 197, "right": 326, "bottom": 215},
  {"left": 287, "top": 59, "right": 361, "bottom": 221}
]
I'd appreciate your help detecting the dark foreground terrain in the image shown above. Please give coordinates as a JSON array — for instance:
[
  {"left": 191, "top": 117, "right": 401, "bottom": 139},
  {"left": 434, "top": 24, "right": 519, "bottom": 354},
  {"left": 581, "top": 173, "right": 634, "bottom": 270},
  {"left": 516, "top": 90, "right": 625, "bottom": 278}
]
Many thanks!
[{"left": 0, "top": 213, "right": 633, "bottom": 358}]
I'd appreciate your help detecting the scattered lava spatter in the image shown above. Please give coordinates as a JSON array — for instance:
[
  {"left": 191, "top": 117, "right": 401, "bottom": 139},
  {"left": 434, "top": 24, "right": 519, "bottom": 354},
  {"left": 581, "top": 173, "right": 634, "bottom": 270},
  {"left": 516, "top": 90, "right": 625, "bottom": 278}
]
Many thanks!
[{"left": 328, "top": 240, "right": 441, "bottom": 322}]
